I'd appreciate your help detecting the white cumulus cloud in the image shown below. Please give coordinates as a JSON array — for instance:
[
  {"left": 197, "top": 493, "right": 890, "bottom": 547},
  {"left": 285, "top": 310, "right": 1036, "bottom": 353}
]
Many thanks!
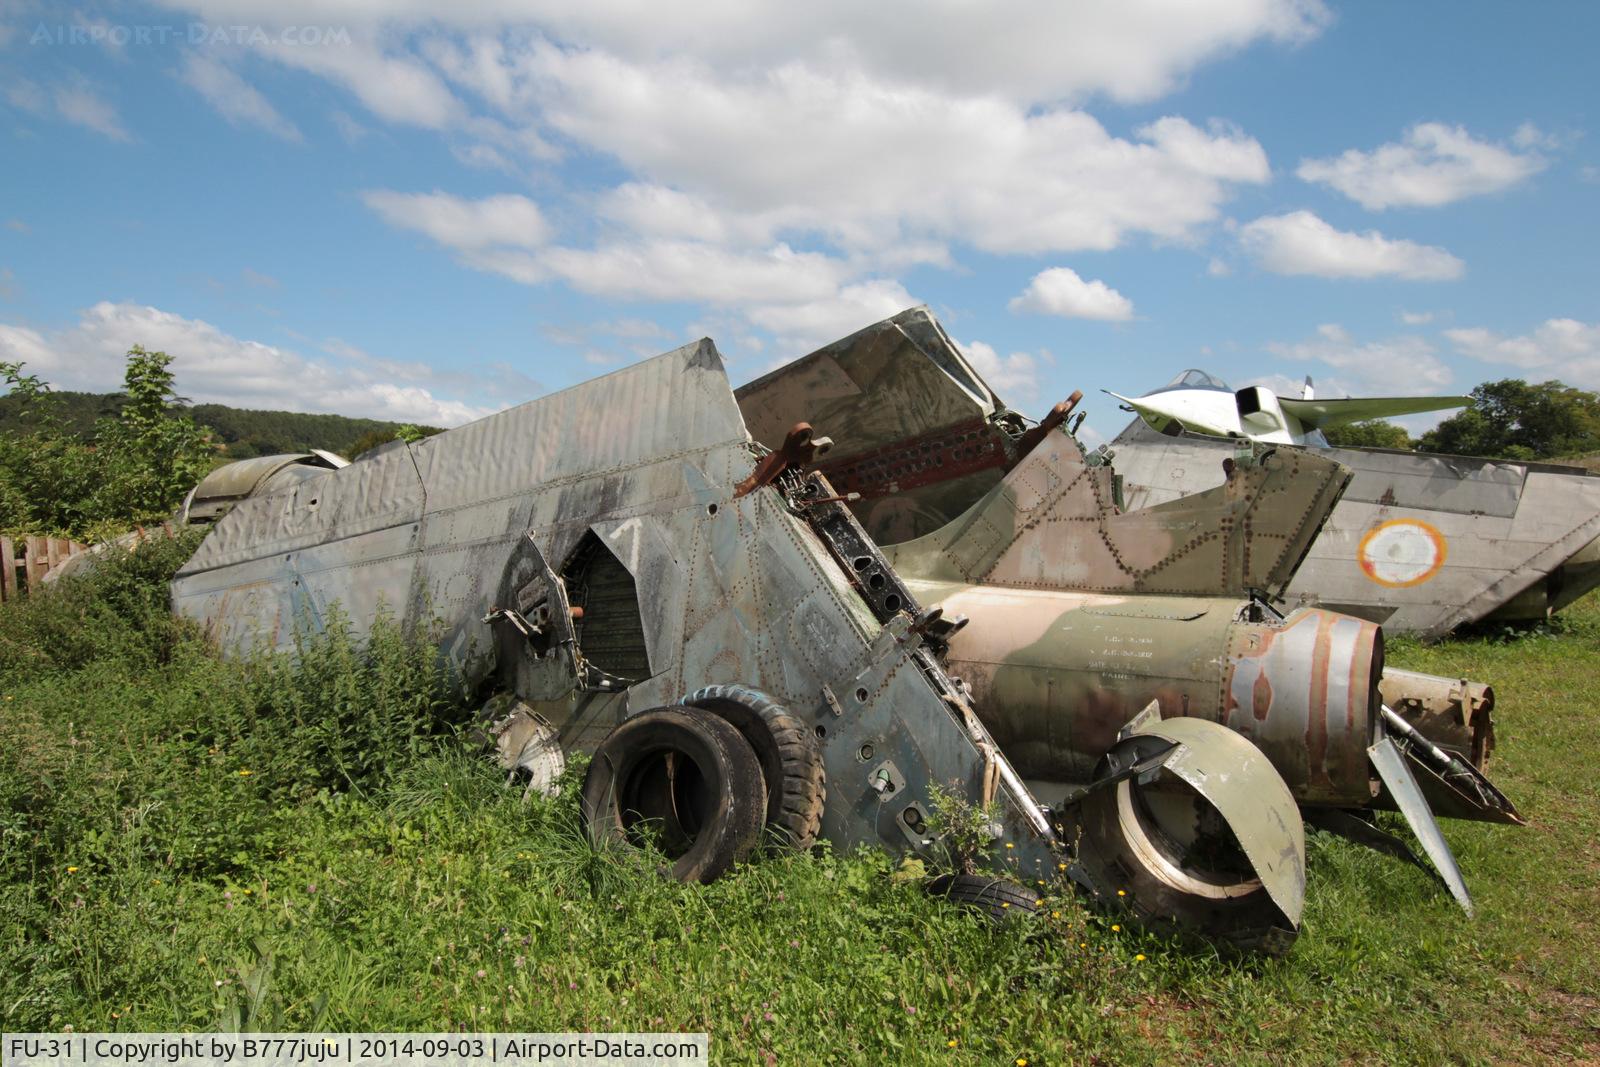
[
  {"left": 361, "top": 189, "right": 551, "bottom": 250},
  {"left": 1297, "top": 123, "right": 1548, "bottom": 210},
  {"left": 1445, "top": 318, "right": 1600, "bottom": 388},
  {"left": 1263, "top": 322, "right": 1454, "bottom": 394},
  {"left": 960, "top": 340, "right": 1041, "bottom": 398},
  {"left": 179, "top": 52, "right": 303, "bottom": 141},
  {"left": 1239, "top": 211, "right": 1464, "bottom": 280},
  {"left": 1009, "top": 268, "right": 1134, "bottom": 321},
  {"left": 0, "top": 302, "right": 502, "bottom": 425}
]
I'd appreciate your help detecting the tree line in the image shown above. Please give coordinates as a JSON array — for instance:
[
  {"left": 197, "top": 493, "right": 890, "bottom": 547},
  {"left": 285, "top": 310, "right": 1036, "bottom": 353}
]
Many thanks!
[
  {"left": 0, "top": 349, "right": 439, "bottom": 539},
  {"left": 1323, "top": 378, "right": 1600, "bottom": 462}
]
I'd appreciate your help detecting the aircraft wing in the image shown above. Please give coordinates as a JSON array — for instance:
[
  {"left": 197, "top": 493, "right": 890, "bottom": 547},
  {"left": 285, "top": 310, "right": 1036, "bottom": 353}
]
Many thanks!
[
  {"left": 1101, "top": 390, "right": 1195, "bottom": 436},
  {"left": 1278, "top": 395, "right": 1469, "bottom": 430}
]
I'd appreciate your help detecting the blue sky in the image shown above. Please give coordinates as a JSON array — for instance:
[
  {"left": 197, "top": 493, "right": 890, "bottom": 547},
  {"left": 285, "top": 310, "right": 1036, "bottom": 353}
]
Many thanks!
[{"left": 1, "top": 1, "right": 1596, "bottom": 440}]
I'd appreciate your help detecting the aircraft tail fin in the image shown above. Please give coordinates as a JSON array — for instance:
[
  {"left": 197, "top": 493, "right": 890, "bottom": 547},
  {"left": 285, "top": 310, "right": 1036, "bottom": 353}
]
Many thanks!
[{"left": 886, "top": 429, "right": 1351, "bottom": 597}]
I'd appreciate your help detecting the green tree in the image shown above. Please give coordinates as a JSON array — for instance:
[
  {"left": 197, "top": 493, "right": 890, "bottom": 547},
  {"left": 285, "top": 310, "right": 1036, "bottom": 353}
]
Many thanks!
[
  {"left": 1323, "top": 419, "right": 1415, "bottom": 450},
  {"left": 0, "top": 362, "right": 101, "bottom": 533},
  {"left": 1419, "top": 379, "right": 1600, "bottom": 460},
  {"left": 0, "top": 347, "right": 219, "bottom": 537},
  {"left": 89, "top": 346, "right": 217, "bottom": 521}
]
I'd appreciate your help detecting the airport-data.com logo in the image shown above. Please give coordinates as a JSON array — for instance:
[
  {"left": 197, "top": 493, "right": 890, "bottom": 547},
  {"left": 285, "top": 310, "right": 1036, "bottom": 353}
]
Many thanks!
[{"left": 28, "top": 22, "right": 353, "bottom": 48}]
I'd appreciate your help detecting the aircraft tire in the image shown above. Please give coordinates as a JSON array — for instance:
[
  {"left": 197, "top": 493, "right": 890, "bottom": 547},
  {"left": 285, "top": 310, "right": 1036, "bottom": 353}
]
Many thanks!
[
  {"left": 581, "top": 706, "right": 766, "bottom": 884},
  {"left": 682, "top": 684, "right": 826, "bottom": 851},
  {"left": 1078, "top": 774, "right": 1299, "bottom": 956},
  {"left": 925, "top": 873, "right": 1041, "bottom": 925}
]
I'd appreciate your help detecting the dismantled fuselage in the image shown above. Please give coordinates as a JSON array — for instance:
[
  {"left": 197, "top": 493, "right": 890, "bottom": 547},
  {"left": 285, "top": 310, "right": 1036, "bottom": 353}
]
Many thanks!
[
  {"left": 172, "top": 316, "right": 1524, "bottom": 951},
  {"left": 738, "top": 307, "right": 1524, "bottom": 911},
  {"left": 173, "top": 339, "right": 1313, "bottom": 951},
  {"left": 739, "top": 307, "right": 1600, "bottom": 637}
]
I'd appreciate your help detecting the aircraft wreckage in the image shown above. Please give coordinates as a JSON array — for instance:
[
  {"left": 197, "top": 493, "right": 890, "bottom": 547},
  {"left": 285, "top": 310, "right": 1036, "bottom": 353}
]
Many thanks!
[
  {"left": 745, "top": 308, "right": 1600, "bottom": 637},
  {"left": 169, "top": 317, "right": 1526, "bottom": 954}
]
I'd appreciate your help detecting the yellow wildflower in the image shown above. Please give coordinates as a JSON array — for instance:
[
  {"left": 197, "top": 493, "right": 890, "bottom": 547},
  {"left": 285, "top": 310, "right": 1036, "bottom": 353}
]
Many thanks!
[
  {"left": 1135, "top": 954, "right": 1146, "bottom": 962},
  {"left": 1111, "top": 924, "right": 1121, "bottom": 932},
  {"left": 238, "top": 769, "right": 252, "bottom": 777},
  {"left": 66, "top": 866, "right": 78, "bottom": 874},
  {"left": 947, "top": 1039, "right": 958, "bottom": 1048}
]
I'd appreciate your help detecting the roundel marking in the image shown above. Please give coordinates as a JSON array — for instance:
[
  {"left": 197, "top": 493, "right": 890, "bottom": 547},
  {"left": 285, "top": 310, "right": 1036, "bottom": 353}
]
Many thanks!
[{"left": 1357, "top": 519, "right": 1447, "bottom": 588}]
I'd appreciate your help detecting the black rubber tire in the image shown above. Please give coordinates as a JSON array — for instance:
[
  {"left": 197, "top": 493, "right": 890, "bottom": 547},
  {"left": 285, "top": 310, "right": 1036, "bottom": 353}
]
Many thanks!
[
  {"left": 926, "top": 873, "right": 1041, "bottom": 925},
  {"left": 682, "top": 684, "right": 826, "bottom": 851},
  {"left": 1078, "top": 773, "right": 1298, "bottom": 956},
  {"left": 580, "top": 706, "right": 766, "bottom": 884}
]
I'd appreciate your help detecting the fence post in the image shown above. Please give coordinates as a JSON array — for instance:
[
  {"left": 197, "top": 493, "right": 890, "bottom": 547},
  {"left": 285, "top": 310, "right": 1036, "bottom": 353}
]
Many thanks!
[
  {"left": 0, "top": 536, "right": 14, "bottom": 602},
  {"left": 25, "top": 536, "right": 47, "bottom": 591}
]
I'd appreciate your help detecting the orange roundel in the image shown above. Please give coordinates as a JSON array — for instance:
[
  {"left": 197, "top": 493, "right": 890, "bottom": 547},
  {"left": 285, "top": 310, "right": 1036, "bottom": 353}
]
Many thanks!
[{"left": 1357, "top": 519, "right": 1448, "bottom": 588}]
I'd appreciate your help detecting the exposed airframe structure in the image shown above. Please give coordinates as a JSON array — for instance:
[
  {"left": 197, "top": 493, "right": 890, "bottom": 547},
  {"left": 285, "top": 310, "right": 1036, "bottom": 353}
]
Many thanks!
[
  {"left": 169, "top": 316, "right": 1538, "bottom": 948},
  {"left": 171, "top": 338, "right": 1311, "bottom": 951},
  {"left": 736, "top": 307, "right": 1600, "bottom": 637}
]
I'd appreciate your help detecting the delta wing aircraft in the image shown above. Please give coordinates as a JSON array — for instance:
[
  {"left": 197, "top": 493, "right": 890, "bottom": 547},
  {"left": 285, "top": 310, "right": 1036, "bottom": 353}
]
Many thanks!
[{"left": 1104, "top": 370, "right": 1469, "bottom": 446}]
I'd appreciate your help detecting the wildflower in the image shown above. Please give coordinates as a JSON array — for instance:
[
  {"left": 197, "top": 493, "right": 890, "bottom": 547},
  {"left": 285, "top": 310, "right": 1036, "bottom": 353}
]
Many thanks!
[
  {"left": 214, "top": 980, "right": 223, "bottom": 987},
  {"left": 1079, "top": 942, "right": 1086, "bottom": 948},
  {"left": 1110, "top": 924, "right": 1121, "bottom": 932},
  {"left": 242, "top": 888, "right": 252, "bottom": 895},
  {"left": 1057, "top": 863, "right": 1066, "bottom": 871},
  {"left": 222, "top": 891, "right": 232, "bottom": 899},
  {"left": 475, "top": 969, "right": 486, "bottom": 979},
  {"left": 788, "top": 940, "right": 800, "bottom": 949},
  {"left": 1001, "top": 902, "right": 1010, "bottom": 909},
  {"left": 238, "top": 770, "right": 252, "bottom": 777},
  {"left": 947, "top": 1039, "right": 959, "bottom": 1048},
  {"left": 66, "top": 866, "right": 78, "bottom": 874},
  {"left": 568, "top": 981, "right": 577, "bottom": 989},
  {"left": 1135, "top": 954, "right": 1146, "bottom": 962},
  {"left": 1004, "top": 842, "right": 1014, "bottom": 849},
  {"left": 763, "top": 1012, "right": 774, "bottom": 1022},
  {"left": 1117, "top": 889, "right": 1126, "bottom": 897},
  {"left": 1017, "top": 1059, "right": 1029, "bottom": 1066},
  {"left": 307, "top": 884, "right": 317, "bottom": 893},
  {"left": 906, "top": 1006, "right": 917, "bottom": 1015},
  {"left": 1051, "top": 911, "right": 1061, "bottom": 919}
]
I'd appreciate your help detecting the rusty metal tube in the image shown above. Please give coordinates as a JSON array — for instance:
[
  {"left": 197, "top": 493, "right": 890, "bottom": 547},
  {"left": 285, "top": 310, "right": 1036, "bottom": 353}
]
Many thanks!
[
  {"left": 910, "top": 580, "right": 1383, "bottom": 808},
  {"left": 1378, "top": 668, "right": 1495, "bottom": 766}
]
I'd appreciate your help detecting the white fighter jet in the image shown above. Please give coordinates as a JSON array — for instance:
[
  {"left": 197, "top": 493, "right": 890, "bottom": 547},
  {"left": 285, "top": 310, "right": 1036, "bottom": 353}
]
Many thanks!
[{"left": 1104, "top": 370, "right": 1469, "bottom": 445}]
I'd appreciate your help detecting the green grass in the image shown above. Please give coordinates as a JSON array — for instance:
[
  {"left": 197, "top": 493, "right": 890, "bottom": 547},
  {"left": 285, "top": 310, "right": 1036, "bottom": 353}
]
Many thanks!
[{"left": 3, "top": 546, "right": 1597, "bottom": 1064}]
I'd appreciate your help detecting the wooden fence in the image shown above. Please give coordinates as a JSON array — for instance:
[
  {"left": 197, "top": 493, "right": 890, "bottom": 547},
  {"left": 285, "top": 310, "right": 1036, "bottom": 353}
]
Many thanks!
[{"left": 0, "top": 535, "right": 91, "bottom": 602}]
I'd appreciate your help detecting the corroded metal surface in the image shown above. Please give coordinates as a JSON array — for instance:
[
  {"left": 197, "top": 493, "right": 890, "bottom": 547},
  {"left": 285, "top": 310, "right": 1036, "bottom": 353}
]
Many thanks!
[
  {"left": 735, "top": 308, "right": 1022, "bottom": 543},
  {"left": 172, "top": 335, "right": 1319, "bottom": 948},
  {"left": 884, "top": 427, "right": 1349, "bottom": 600},
  {"left": 745, "top": 306, "right": 1600, "bottom": 635},
  {"left": 1111, "top": 420, "right": 1600, "bottom": 636}
]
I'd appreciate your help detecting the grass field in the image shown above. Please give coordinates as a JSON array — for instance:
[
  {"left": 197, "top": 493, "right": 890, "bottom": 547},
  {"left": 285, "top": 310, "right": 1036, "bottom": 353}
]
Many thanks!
[{"left": 2, "top": 540, "right": 1596, "bottom": 1064}]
